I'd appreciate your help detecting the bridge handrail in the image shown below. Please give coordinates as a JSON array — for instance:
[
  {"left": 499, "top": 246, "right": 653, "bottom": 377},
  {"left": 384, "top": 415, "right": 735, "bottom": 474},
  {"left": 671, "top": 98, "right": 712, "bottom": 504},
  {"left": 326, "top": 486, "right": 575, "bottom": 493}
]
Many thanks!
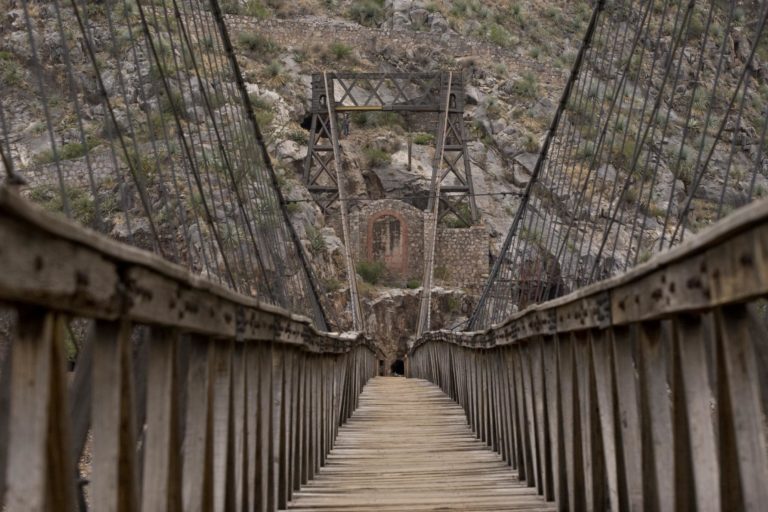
[
  {"left": 0, "top": 186, "right": 372, "bottom": 353},
  {"left": 0, "top": 185, "right": 378, "bottom": 511},
  {"left": 410, "top": 197, "right": 768, "bottom": 510}
]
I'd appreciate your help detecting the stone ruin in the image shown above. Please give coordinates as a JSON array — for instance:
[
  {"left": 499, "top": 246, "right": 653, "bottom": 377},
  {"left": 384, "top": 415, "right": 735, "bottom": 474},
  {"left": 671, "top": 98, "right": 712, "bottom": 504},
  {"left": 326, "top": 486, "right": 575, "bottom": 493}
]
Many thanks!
[{"left": 349, "top": 199, "right": 488, "bottom": 290}]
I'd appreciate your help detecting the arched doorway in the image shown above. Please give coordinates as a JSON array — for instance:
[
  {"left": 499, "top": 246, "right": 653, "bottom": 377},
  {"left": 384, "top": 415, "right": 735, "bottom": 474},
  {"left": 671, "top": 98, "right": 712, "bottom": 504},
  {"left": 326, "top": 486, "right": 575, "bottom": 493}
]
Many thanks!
[{"left": 367, "top": 211, "right": 408, "bottom": 277}]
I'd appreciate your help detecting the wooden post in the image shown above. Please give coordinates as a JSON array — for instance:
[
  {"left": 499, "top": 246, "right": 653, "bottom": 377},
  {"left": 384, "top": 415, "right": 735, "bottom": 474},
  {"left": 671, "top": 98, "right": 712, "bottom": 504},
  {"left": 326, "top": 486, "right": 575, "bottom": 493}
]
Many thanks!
[{"left": 141, "top": 327, "right": 182, "bottom": 512}]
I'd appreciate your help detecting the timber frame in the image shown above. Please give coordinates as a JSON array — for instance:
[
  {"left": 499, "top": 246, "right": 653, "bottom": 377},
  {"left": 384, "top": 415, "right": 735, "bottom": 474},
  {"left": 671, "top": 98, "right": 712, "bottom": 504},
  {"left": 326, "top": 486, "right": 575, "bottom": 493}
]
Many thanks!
[{"left": 303, "top": 72, "right": 478, "bottom": 226}]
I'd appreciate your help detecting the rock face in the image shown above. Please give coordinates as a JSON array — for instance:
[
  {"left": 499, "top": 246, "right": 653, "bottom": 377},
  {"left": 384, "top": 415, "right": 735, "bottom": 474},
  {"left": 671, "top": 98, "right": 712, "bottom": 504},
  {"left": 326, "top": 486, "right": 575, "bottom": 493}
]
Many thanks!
[
  {"left": 362, "top": 288, "right": 475, "bottom": 370},
  {"left": 5, "top": 0, "right": 764, "bottom": 362}
]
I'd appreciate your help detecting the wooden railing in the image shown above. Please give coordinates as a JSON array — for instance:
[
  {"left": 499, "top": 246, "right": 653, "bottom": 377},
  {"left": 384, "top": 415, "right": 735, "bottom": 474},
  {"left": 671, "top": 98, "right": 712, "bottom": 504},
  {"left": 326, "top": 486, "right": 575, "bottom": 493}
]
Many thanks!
[
  {"left": 410, "top": 198, "right": 768, "bottom": 511},
  {"left": 0, "top": 187, "right": 378, "bottom": 512}
]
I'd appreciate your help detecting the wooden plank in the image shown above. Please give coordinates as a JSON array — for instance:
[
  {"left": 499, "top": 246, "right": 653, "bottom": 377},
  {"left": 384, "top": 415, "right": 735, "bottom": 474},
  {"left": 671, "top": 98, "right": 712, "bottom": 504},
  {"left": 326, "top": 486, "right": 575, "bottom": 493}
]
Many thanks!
[
  {"left": 612, "top": 326, "right": 644, "bottom": 511},
  {"left": 287, "top": 377, "right": 555, "bottom": 511},
  {"left": 543, "top": 336, "right": 567, "bottom": 509},
  {"left": 293, "top": 353, "right": 306, "bottom": 491},
  {"left": 574, "top": 331, "right": 605, "bottom": 510},
  {"left": 181, "top": 335, "right": 214, "bottom": 512},
  {"left": 590, "top": 329, "right": 623, "bottom": 512},
  {"left": 245, "top": 341, "right": 260, "bottom": 509},
  {"left": 68, "top": 321, "right": 94, "bottom": 463},
  {"left": 0, "top": 215, "right": 119, "bottom": 317},
  {"left": 232, "top": 344, "right": 248, "bottom": 511},
  {"left": 531, "top": 339, "right": 553, "bottom": 500},
  {"left": 302, "top": 355, "right": 313, "bottom": 485},
  {"left": 132, "top": 327, "right": 149, "bottom": 496},
  {"left": 210, "top": 340, "right": 235, "bottom": 512},
  {"left": 520, "top": 344, "right": 541, "bottom": 491},
  {"left": 715, "top": 304, "right": 768, "bottom": 510},
  {"left": 141, "top": 327, "right": 182, "bottom": 512},
  {"left": 4, "top": 309, "right": 69, "bottom": 512},
  {"left": 271, "top": 346, "right": 284, "bottom": 510},
  {"left": 255, "top": 342, "right": 272, "bottom": 512},
  {"left": 279, "top": 348, "right": 294, "bottom": 507},
  {"left": 91, "top": 320, "right": 139, "bottom": 512},
  {"left": 558, "top": 334, "right": 584, "bottom": 511},
  {"left": 0, "top": 316, "right": 11, "bottom": 507},
  {"left": 637, "top": 321, "right": 675, "bottom": 511}
]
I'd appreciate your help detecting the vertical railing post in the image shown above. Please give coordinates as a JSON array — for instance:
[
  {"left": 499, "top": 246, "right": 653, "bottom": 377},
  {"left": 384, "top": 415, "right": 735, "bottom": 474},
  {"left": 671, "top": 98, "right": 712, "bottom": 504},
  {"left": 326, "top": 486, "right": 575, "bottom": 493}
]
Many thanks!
[
  {"left": 141, "top": 327, "right": 183, "bottom": 512},
  {"left": 182, "top": 335, "right": 214, "bottom": 512},
  {"left": 4, "top": 310, "right": 76, "bottom": 512},
  {"left": 91, "top": 320, "right": 139, "bottom": 512}
]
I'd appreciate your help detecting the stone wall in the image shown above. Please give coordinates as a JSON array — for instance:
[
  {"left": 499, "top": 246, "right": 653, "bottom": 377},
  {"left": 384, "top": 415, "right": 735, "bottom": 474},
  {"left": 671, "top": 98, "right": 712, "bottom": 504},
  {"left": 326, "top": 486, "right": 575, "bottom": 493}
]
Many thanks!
[
  {"left": 350, "top": 198, "right": 424, "bottom": 281},
  {"left": 223, "top": 14, "right": 504, "bottom": 62},
  {"left": 350, "top": 199, "right": 488, "bottom": 289},
  {"left": 21, "top": 150, "right": 118, "bottom": 190},
  {"left": 435, "top": 226, "right": 488, "bottom": 290}
]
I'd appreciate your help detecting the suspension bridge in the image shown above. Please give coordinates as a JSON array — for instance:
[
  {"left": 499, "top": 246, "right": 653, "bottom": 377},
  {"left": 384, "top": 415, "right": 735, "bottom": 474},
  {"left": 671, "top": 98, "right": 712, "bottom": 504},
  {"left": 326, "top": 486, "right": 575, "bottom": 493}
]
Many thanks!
[{"left": 1, "top": 0, "right": 767, "bottom": 510}]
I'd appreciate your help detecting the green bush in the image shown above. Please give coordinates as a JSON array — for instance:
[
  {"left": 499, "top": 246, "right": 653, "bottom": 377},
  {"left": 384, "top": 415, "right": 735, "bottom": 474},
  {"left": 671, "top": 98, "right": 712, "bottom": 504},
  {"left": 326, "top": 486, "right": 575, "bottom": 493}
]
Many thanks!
[
  {"left": 27, "top": 185, "right": 96, "bottom": 226},
  {"left": 160, "top": 88, "right": 188, "bottom": 120},
  {"left": 287, "top": 129, "right": 308, "bottom": 144},
  {"left": 237, "top": 32, "right": 279, "bottom": 57},
  {"left": 356, "top": 260, "right": 386, "bottom": 284},
  {"left": 307, "top": 226, "right": 326, "bottom": 254},
  {"left": 329, "top": 42, "right": 354, "bottom": 61},
  {"left": 220, "top": 0, "right": 241, "bottom": 14},
  {"left": 323, "top": 278, "right": 343, "bottom": 293},
  {"left": 413, "top": 132, "right": 435, "bottom": 145},
  {"left": 245, "top": 0, "right": 269, "bottom": 17},
  {"left": 363, "top": 146, "right": 391, "bottom": 167},
  {"left": 512, "top": 72, "right": 539, "bottom": 99},
  {"left": 266, "top": 59, "right": 283, "bottom": 78},
  {"left": 123, "top": 150, "right": 157, "bottom": 185},
  {"left": 34, "top": 138, "right": 100, "bottom": 165},
  {"left": 687, "top": 12, "right": 706, "bottom": 41},
  {"left": 406, "top": 279, "right": 421, "bottom": 289},
  {"left": 0, "top": 51, "right": 23, "bottom": 87},
  {"left": 488, "top": 23, "right": 512, "bottom": 47},
  {"left": 60, "top": 139, "right": 99, "bottom": 160},
  {"left": 348, "top": 0, "right": 385, "bottom": 27},
  {"left": 250, "top": 94, "right": 275, "bottom": 129}
]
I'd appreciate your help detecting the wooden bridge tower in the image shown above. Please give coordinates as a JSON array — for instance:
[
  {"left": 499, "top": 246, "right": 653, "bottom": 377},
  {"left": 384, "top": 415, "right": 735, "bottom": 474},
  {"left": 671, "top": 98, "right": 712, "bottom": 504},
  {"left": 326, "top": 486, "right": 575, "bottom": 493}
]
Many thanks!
[{"left": 303, "top": 72, "right": 478, "bottom": 226}]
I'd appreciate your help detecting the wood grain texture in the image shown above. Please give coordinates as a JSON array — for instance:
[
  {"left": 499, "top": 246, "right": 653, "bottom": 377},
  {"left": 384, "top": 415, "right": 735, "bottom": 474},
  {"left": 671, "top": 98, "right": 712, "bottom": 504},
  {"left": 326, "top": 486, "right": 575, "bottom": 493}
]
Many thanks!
[{"left": 287, "top": 377, "right": 555, "bottom": 512}]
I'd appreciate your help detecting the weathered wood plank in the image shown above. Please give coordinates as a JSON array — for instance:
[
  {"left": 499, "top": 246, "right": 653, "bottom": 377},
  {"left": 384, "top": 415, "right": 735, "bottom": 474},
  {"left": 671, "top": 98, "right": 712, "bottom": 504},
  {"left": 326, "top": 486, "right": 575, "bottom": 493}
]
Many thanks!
[
  {"left": 637, "top": 321, "right": 675, "bottom": 511},
  {"left": 590, "top": 329, "right": 622, "bottom": 512},
  {"left": 91, "top": 320, "right": 138, "bottom": 512},
  {"left": 181, "top": 335, "right": 214, "bottom": 512},
  {"left": 4, "top": 309, "right": 64, "bottom": 512},
  {"left": 288, "top": 377, "right": 555, "bottom": 511},
  {"left": 141, "top": 327, "right": 182, "bottom": 512},
  {"left": 715, "top": 304, "right": 768, "bottom": 510}
]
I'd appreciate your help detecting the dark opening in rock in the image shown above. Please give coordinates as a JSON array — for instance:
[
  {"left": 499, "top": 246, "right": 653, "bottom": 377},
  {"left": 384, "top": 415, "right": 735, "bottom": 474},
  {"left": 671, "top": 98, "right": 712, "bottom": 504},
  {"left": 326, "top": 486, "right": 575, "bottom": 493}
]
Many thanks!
[{"left": 390, "top": 359, "right": 405, "bottom": 376}]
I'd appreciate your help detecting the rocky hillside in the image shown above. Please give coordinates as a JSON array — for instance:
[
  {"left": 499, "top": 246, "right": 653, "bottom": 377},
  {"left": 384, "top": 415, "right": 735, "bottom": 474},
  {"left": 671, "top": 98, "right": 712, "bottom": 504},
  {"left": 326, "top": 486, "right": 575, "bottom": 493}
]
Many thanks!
[
  {"left": 4, "top": 0, "right": 764, "bottom": 365},
  {"left": 217, "top": 0, "right": 596, "bottom": 359},
  {"left": 2, "top": 0, "right": 594, "bottom": 363}
]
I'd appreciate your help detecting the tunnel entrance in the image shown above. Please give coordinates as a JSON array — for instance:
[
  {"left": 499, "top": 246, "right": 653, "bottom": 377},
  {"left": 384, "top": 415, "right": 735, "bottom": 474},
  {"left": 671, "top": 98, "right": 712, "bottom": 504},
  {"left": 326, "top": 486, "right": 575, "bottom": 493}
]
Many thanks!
[{"left": 390, "top": 359, "right": 405, "bottom": 376}]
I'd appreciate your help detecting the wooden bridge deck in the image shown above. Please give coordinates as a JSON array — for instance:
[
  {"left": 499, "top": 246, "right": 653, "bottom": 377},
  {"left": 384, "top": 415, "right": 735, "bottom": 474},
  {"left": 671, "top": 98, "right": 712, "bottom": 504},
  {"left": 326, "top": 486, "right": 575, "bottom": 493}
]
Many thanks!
[{"left": 287, "top": 377, "right": 554, "bottom": 512}]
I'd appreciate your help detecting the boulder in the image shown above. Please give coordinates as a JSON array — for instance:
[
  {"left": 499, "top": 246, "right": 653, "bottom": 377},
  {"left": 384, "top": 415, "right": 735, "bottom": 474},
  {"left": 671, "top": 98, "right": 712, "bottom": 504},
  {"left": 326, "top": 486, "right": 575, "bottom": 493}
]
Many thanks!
[
  {"left": 409, "top": 8, "right": 429, "bottom": 27},
  {"left": 465, "top": 84, "right": 484, "bottom": 105}
]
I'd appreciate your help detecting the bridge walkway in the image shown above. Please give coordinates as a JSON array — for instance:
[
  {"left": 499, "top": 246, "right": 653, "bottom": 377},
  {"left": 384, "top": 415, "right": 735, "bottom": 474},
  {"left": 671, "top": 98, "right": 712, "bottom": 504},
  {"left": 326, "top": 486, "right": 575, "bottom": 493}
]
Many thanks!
[{"left": 287, "top": 377, "right": 554, "bottom": 512}]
